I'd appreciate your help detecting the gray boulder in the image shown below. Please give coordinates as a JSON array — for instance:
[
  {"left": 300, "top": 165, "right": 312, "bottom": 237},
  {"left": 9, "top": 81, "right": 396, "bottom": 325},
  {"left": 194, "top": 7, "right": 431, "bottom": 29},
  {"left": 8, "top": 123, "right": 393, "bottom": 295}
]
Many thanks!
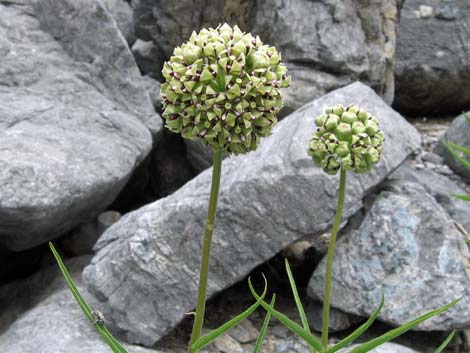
[
  {"left": 393, "top": 0, "right": 470, "bottom": 115},
  {"left": 83, "top": 82, "right": 420, "bottom": 346},
  {"left": 435, "top": 114, "right": 470, "bottom": 180},
  {"left": 0, "top": 0, "right": 161, "bottom": 250},
  {"left": 390, "top": 161, "right": 470, "bottom": 233},
  {"left": 132, "top": 0, "right": 397, "bottom": 114},
  {"left": 0, "top": 256, "right": 160, "bottom": 353},
  {"left": 309, "top": 181, "right": 470, "bottom": 331}
]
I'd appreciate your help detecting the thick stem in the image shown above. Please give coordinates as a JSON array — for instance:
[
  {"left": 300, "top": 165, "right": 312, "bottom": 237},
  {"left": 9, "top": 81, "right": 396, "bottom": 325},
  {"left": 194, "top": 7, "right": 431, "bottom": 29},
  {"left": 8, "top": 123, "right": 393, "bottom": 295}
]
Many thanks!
[
  {"left": 188, "top": 149, "right": 223, "bottom": 353},
  {"left": 321, "top": 167, "right": 347, "bottom": 349}
]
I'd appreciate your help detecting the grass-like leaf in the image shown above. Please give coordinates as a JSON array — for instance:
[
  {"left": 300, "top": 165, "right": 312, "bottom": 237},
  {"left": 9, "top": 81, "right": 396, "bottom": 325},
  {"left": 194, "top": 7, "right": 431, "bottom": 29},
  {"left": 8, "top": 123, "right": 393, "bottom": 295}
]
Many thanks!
[
  {"left": 248, "top": 276, "right": 323, "bottom": 352},
  {"left": 446, "top": 141, "right": 470, "bottom": 156},
  {"left": 190, "top": 275, "right": 269, "bottom": 352},
  {"left": 285, "top": 259, "right": 315, "bottom": 353},
  {"left": 49, "top": 242, "right": 129, "bottom": 353},
  {"left": 445, "top": 141, "right": 470, "bottom": 170},
  {"left": 285, "top": 259, "right": 311, "bottom": 333},
  {"left": 325, "top": 291, "right": 384, "bottom": 353},
  {"left": 252, "top": 295, "right": 276, "bottom": 353},
  {"left": 451, "top": 193, "right": 470, "bottom": 201},
  {"left": 348, "top": 298, "right": 460, "bottom": 353},
  {"left": 434, "top": 330, "right": 455, "bottom": 353}
]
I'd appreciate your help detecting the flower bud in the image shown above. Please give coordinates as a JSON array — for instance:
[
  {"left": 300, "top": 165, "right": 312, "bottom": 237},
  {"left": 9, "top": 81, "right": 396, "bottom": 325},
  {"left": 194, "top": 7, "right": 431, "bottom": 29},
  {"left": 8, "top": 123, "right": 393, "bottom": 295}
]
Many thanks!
[
  {"left": 325, "top": 114, "right": 340, "bottom": 131},
  {"left": 336, "top": 123, "right": 352, "bottom": 142},
  {"left": 307, "top": 105, "right": 385, "bottom": 174},
  {"left": 182, "top": 44, "right": 202, "bottom": 64},
  {"left": 332, "top": 104, "right": 344, "bottom": 116}
]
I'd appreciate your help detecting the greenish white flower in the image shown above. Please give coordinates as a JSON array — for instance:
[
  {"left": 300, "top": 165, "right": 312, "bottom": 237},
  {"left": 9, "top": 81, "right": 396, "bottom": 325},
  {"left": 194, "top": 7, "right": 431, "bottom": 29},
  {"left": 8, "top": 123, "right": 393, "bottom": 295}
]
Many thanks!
[
  {"left": 161, "top": 23, "right": 291, "bottom": 154},
  {"left": 308, "top": 104, "right": 385, "bottom": 175}
]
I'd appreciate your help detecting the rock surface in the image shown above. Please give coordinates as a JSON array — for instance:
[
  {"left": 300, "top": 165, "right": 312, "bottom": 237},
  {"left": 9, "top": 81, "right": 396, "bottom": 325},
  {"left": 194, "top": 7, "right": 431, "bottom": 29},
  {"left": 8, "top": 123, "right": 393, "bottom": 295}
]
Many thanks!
[
  {"left": 133, "top": 0, "right": 397, "bottom": 114},
  {"left": 99, "top": 0, "right": 136, "bottom": 45},
  {"left": 337, "top": 343, "right": 419, "bottom": 353},
  {"left": 132, "top": 40, "right": 164, "bottom": 79},
  {"left": 393, "top": 0, "right": 470, "bottom": 115},
  {"left": 390, "top": 161, "right": 470, "bottom": 233},
  {"left": 435, "top": 114, "right": 470, "bottom": 180},
  {"left": 0, "top": 255, "right": 160, "bottom": 353},
  {"left": 83, "top": 82, "right": 420, "bottom": 345},
  {"left": 305, "top": 299, "right": 361, "bottom": 333},
  {"left": 309, "top": 180, "right": 470, "bottom": 331},
  {"left": 252, "top": 0, "right": 397, "bottom": 114},
  {"left": 0, "top": 0, "right": 161, "bottom": 250}
]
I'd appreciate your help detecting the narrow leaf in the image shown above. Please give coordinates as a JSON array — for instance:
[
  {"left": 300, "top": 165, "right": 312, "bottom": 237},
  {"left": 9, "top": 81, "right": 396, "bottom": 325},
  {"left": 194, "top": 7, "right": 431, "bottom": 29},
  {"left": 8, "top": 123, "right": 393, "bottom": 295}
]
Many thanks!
[
  {"left": 248, "top": 276, "right": 323, "bottom": 352},
  {"left": 451, "top": 193, "right": 470, "bottom": 202},
  {"left": 49, "top": 242, "right": 129, "bottom": 353},
  {"left": 285, "top": 259, "right": 311, "bottom": 334},
  {"left": 325, "top": 291, "right": 384, "bottom": 353},
  {"left": 348, "top": 298, "right": 460, "bottom": 353},
  {"left": 434, "top": 330, "right": 455, "bottom": 353},
  {"left": 445, "top": 142, "right": 470, "bottom": 169},
  {"left": 191, "top": 275, "right": 269, "bottom": 352},
  {"left": 253, "top": 295, "right": 276, "bottom": 353},
  {"left": 446, "top": 141, "right": 470, "bottom": 156}
]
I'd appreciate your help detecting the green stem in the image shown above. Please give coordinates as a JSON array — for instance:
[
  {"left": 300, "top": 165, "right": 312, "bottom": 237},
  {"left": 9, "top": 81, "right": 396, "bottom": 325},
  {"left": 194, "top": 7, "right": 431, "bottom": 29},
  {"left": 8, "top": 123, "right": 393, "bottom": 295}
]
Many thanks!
[
  {"left": 188, "top": 149, "right": 223, "bottom": 353},
  {"left": 321, "top": 167, "right": 347, "bottom": 349}
]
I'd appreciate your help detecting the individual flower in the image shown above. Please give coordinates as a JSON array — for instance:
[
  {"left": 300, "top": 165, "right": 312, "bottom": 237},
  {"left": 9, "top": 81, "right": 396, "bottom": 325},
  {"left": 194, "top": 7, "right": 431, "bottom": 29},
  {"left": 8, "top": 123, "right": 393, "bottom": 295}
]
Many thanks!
[
  {"left": 307, "top": 104, "right": 385, "bottom": 174},
  {"left": 160, "top": 23, "right": 291, "bottom": 154}
]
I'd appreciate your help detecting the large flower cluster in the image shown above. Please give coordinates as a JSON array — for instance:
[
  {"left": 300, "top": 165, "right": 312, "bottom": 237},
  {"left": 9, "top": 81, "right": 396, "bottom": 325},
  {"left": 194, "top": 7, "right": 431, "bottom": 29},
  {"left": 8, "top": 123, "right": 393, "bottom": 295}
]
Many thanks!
[
  {"left": 161, "top": 23, "right": 290, "bottom": 154},
  {"left": 308, "top": 104, "right": 385, "bottom": 174}
]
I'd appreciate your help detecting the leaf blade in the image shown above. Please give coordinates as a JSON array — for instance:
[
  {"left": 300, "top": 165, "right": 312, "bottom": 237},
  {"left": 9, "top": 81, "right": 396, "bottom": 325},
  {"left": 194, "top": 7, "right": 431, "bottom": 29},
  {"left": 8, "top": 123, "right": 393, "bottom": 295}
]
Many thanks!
[
  {"left": 445, "top": 141, "right": 470, "bottom": 169},
  {"left": 434, "top": 330, "right": 456, "bottom": 353},
  {"left": 252, "top": 295, "right": 276, "bottom": 353},
  {"left": 451, "top": 193, "right": 470, "bottom": 202},
  {"left": 49, "top": 242, "right": 129, "bottom": 353},
  {"left": 191, "top": 275, "right": 269, "bottom": 352},
  {"left": 285, "top": 259, "right": 311, "bottom": 334},
  {"left": 248, "top": 276, "right": 322, "bottom": 352},
  {"left": 348, "top": 298, "right": 460, "bottom": 353},
  {"left": 325, "top": 291, "right": 384, "bottom": 353}
]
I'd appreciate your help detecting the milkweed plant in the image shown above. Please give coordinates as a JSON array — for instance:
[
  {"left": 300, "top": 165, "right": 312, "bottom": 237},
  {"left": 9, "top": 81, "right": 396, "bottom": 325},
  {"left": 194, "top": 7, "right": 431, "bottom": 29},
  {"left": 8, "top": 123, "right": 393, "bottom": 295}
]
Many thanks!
[{"left": 49, "top": 23, "right": 458, "bottom": 353}]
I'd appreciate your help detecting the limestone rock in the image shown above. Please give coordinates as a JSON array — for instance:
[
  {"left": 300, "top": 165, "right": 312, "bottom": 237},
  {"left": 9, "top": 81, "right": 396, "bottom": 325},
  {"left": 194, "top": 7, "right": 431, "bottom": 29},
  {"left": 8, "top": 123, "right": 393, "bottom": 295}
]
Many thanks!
[
  {"left": 0, "top": 0, "right": 161, "bottom": 250},
  {"left": 309, "top": 181, "right": 470, "bottom": 331},
  {"left": 394, "top": 0, "right": 470, "bottom": 115}
]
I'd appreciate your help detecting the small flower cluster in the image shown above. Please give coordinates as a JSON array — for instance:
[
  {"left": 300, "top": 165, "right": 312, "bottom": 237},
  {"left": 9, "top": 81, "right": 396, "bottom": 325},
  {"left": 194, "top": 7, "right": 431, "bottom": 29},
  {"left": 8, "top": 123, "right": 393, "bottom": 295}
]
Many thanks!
[
  {"left": 161, "top": 23, "right": 291, "bottom": 154},
  {"left": 308, "top": 104, "right": 385, "bottom": 175}
]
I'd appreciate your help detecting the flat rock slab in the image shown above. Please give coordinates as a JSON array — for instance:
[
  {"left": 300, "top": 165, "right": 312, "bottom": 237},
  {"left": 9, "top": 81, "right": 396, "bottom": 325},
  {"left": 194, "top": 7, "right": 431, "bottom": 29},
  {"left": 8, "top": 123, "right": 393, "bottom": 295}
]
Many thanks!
[
  {"left": 0, "top": 256, "right": 160, "bottom": 353},
  {"left": 309, "top": 180, "right": 470, "bottom": 330},
  {"left": 83, "top": 82, "right": 420, "bottom": 346},
  {"left": 0, "top": 0, "right": 161, "bottom": 250}
]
